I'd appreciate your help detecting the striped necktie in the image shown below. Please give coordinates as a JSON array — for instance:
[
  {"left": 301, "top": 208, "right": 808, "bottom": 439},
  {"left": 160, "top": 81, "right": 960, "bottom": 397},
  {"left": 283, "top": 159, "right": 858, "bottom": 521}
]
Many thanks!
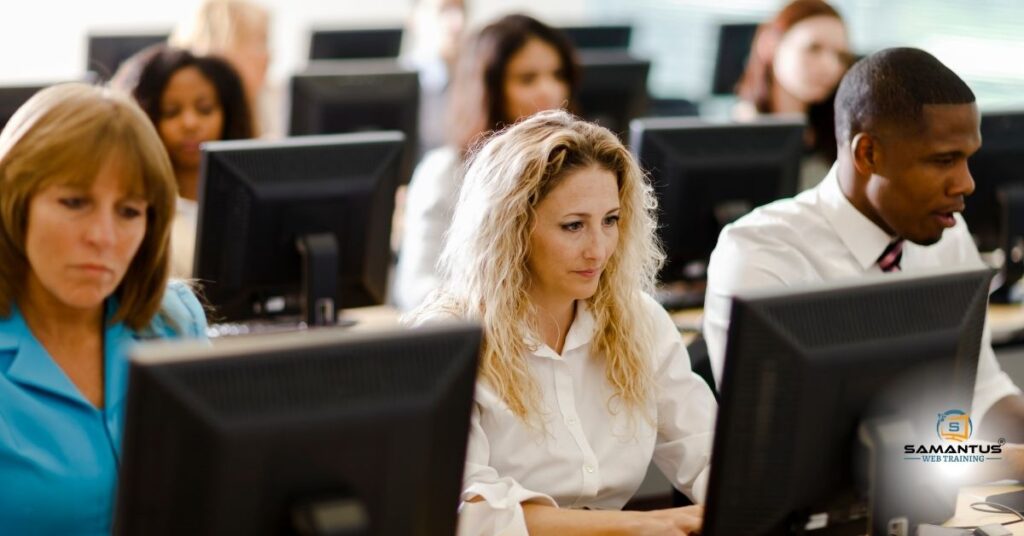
[{"left": 877, "top": 239, "right": 904, "bottom": 273}]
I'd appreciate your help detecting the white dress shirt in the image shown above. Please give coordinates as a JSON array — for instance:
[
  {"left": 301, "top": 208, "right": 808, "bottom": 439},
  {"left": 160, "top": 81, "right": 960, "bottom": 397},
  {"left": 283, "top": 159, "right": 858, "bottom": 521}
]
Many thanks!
[
  {"left": 171, "top": 196, "right": 197, "bottom": 279},
  {"left": 704, "top": 164, "right": 1022, "bottom": 422},
  {"left": 449, "top": 294, "right": 717, "bottom": 535},
  {"left": 394, "top": 146, "right": 462, "bottom": 311}
]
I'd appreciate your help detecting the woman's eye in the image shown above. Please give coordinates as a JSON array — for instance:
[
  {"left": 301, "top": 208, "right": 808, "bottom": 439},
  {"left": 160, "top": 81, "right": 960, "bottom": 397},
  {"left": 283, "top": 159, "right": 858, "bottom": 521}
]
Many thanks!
[
  {"left": 603, "top": 215, "right": 620, "bottom": 226},
  {"left": 119, "top": 205, "right": 145, "bottom": 219},
  {"left": 561, "top": 221, "right": 583, "bottom": 232},
  {"left": 59, "top": 197, "right": 87, "bottom": 209}
]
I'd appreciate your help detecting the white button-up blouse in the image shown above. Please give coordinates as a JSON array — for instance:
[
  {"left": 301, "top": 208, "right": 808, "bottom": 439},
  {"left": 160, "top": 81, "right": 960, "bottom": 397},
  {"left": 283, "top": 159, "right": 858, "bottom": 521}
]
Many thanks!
[{"left": 454, "top": 294, "right": 718, "bottom": 535}]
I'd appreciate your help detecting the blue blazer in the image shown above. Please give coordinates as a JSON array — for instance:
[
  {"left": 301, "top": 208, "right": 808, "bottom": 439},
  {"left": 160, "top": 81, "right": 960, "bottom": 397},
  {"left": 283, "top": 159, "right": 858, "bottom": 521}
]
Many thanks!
[{"left": 0, "top": 281, "right": 207, "bottom": 535}]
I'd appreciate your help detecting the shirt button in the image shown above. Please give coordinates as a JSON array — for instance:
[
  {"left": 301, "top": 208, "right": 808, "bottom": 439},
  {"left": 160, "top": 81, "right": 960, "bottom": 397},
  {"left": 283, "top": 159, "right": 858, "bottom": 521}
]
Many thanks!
[
  {"left": 566, "top": 417, "right": 577, "bottom": 425},
  {"left": 584, "top": 465, "right": 594, "bottom": 473}
]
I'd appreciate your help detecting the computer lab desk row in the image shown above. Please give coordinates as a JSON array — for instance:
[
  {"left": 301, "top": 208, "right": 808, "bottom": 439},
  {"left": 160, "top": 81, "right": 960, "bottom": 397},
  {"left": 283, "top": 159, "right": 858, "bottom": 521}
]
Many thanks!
[
  {"left": 206, "top": 302, "right": 1024, "bottom": 345},
  {"left": 204, "top": 304, "right": 1024, "bottom": 531}
]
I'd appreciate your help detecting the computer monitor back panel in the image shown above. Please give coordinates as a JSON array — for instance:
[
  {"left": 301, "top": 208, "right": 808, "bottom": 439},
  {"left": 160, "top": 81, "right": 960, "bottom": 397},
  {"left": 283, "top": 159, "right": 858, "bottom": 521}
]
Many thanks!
[
  {"left": 630, "top": 117, "right": 804, "bottom": 284},
  {"left": 308, "top": 28, "right": 404, "bottom": 60},
  {"left": 86, "top": 33, "right": 168, "bottom": 81},
  {"left": 194, "top": 133, "right": 402, "bottom": 322},
  {"left": 0, "top": 85, "right": 45, "bottom": 131},
  {"left": 289, "top": 61, "right": 419, "bottom": 181},
  {"left": 711, "top": 22, "right": 759, "bottom": 95},
  {"left": 705, "top": 269, "right": 991, "bottom": 535},
  {"left": 963, "top": 110, "right": 1024, "bottom": 251},
  {"left": 577, "top": 51, "right": 650, "bottom": 139},
  {"left": 559, "top": 24, "right": 632, "bottom": 50},
  {"left": 116, "top": 324, "right": 482, "bottom": 535}
]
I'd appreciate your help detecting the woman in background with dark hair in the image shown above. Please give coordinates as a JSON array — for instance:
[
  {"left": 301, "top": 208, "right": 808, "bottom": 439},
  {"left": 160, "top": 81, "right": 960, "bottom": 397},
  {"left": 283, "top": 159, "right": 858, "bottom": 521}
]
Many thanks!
[
  {"left": 113, "top": 45, "right": 253, "bottom": 277},
  {"left": 394, "top": 13, "right": 580, "bottom": 311},
  {"left": 735, "top": 0, "right": 853, "bottom": 189}
]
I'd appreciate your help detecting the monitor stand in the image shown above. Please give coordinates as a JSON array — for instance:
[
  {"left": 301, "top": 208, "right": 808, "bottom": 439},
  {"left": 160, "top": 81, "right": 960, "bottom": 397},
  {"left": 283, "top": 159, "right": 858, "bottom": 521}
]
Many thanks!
[
  {"left": 297, "top": 233, "right": 339, "bottom": 327},
  {"left": 858, "top": 417, "right": 958, "bottom": 536}
]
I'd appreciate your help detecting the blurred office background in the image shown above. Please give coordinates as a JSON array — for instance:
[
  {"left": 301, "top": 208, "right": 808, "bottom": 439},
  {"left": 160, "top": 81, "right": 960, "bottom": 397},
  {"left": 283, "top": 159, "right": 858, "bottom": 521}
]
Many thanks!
[{"left": 3, "top": 0, "right": 1024, "bottom": 108}]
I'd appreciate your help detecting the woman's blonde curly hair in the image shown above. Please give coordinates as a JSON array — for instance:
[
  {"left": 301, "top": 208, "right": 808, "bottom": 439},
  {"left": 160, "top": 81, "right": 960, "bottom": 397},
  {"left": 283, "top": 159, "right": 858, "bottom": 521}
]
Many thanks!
[{"left": 408, "top": 109, "right": 665, "bottom": 422}]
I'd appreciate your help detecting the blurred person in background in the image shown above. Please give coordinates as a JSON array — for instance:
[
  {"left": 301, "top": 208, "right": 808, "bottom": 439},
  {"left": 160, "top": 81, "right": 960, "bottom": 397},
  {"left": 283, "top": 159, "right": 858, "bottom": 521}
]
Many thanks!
[
  {"left": 401, "top": 0, "right": 468, "bottom": 154},
  {"left": 113, "top": 45, "right": 253, "bottom": 278},
  {"left": 170, "top": 0, "right": 274, "bottom": 137},
  {"left": 394, "top": 14, "right": 580, "bottom": 312},
  {"left": 735, "top": 0, "right": 854, "bottom": 190}
]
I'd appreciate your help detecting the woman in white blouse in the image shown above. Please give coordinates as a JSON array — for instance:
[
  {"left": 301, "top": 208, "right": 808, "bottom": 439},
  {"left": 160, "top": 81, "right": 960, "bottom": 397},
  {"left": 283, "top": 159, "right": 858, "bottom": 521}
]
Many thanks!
[{"left": 407, "top": 110, "right": 717, "bottom": 534}]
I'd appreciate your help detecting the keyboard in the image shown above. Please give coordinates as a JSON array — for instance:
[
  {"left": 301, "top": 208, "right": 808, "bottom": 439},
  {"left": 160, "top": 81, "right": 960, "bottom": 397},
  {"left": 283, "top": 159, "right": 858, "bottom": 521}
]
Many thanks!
[{"left": 207, "top": 316, "right": 361, "bottom": 338}]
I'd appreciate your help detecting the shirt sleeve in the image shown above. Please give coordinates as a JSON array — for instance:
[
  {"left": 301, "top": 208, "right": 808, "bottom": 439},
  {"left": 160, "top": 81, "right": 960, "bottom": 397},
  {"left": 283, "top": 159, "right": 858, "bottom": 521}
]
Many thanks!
[
  {"left": 160, "top": 281, "right": 209, "bottom": 339},
  {"left": 457, "top": 402, "right": 557, "bottom": 536},
  {"left": 394, "top": 148, "right": 461, "bottom": 311},
  {"left": 973, "top": 318, "right": 1023, "bottom": 421},
  {"left": 703, "top": 229, "right": 790, "bottom": 388},
  {"left": 645, "top": 295, "right": 718, "bottom": 504},
  {"left": 949, "top": 218, "right": 1024, "bottom": 419}
]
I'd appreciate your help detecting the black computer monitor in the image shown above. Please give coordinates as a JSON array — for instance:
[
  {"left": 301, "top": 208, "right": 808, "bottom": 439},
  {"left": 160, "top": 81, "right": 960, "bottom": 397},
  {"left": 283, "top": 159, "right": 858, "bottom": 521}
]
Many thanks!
[
  {"left": 194, "top": 132, "right": 403, "bottom": 326},
  {"left": 86, "top": 32, "right": 168, "bottom": 81},
  {"left": 576, "top": 50, "right": 650, "bottom": 139},
  {"left": 308, "top": 27, "right": 404, "bottom": 60},
  {"left": 963, "top": 110, "right": 1024, "bottom": 250},
  {"left": 289, "top": 60, "right": 419, "bottom": 182},
  {"left": 960, "top": 110, "right": 1024, "bottom": 301},
  {"left": 115, "top": 322, "right": 482, "bottom": 536},
  {"left": 629, "top": 116, "right": 803, "bottom": 302},
  {"left": 559, "top": 24, "right": 632, "bottom": 50},
  {"left": 711, "top": 22, "right": 760, "bottom": 95},
  {"left": 0, "top": 84, "right": 45, "bottom": 131},
  {"left": 705, "top": 268, "right": 993, "bottom": 535}
]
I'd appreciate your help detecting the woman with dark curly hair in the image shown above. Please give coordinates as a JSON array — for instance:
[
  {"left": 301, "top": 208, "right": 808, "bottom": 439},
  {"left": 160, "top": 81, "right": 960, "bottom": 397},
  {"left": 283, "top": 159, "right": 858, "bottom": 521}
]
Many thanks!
[{"left": 113, "top": 45, "right": 253, "bottom": 277}]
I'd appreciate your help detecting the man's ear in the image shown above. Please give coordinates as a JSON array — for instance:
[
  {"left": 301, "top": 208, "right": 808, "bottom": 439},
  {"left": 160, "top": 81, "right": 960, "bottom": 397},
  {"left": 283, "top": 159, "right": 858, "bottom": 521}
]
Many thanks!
[{"left": 851, "top": 132, "right": 878, "bottom": 176}]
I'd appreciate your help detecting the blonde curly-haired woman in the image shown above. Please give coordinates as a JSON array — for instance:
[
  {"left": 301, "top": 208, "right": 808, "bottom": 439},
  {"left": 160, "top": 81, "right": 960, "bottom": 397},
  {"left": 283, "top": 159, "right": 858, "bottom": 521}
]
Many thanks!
[{"left": 408, "top": 110, "right": 716, "bottom": 535}]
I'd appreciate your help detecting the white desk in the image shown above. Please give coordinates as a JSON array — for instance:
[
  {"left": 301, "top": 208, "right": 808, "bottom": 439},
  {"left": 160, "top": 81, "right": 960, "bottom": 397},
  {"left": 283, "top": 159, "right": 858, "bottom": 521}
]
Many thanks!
[
  {"left": 991, "top": 305, "right": 1024, "bottom": 345},
  {"left": 341, "top": 305, "right": 401, "bottom": 331},
  {"left": 945, "top": 484, "right": 1024, "bottom": 533}
]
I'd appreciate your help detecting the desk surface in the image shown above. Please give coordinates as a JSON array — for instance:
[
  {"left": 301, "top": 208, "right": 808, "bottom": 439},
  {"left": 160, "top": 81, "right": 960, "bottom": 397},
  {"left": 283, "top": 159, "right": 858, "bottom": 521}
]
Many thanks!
[
  {"left": 343, "top": 304, "right": 402, "bottom": 331},
  {"left": 671, "top": 304, "right": 1024, "bottom": 345},
  {"left": 341, "top": 302, "right": 1024, "bottom": 347},
  {"left": 946, "top": 484, "right": 1024, "bottom": 533},
  {"left": 991, "top": 304, "right": 1024, "bottom": 345}
]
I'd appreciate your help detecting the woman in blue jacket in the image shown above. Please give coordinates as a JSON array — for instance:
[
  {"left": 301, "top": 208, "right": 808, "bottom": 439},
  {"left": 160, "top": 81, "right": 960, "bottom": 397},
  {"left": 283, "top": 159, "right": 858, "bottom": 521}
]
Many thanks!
[{"left": 0, "top": 83, "right": 207, "bottom": 535}]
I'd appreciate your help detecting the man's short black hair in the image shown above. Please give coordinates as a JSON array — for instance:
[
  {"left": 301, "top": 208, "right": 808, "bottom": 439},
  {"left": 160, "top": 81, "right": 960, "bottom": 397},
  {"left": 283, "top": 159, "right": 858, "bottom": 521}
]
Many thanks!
[{"left": 834, "top": 47, "right": 975, "bottom": 145}]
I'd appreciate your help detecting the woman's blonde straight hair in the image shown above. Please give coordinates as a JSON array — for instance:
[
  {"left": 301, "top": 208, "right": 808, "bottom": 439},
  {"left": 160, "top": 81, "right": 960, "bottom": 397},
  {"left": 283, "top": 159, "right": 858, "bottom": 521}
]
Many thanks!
[{"left": 409, "top": 110, "right": 665, "bottom": 422}]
